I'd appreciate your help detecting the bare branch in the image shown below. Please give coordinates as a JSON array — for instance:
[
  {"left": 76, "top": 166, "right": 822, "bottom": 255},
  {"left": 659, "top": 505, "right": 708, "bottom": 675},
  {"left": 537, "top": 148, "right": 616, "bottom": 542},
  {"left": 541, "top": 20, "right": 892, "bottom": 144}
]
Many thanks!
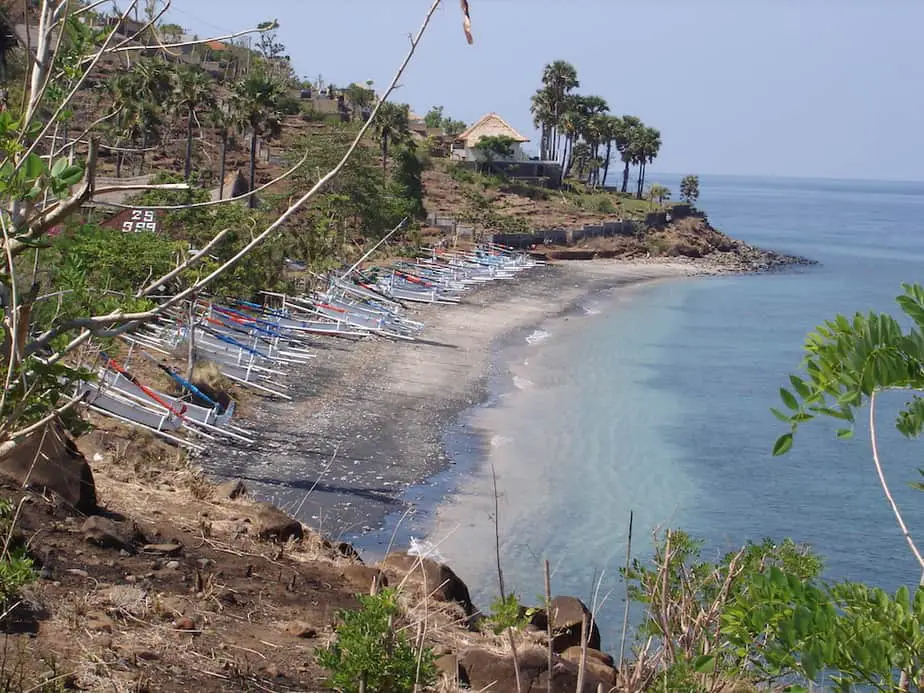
[{"left": 135, "top": 228, "right": 230, "bottom": 298}]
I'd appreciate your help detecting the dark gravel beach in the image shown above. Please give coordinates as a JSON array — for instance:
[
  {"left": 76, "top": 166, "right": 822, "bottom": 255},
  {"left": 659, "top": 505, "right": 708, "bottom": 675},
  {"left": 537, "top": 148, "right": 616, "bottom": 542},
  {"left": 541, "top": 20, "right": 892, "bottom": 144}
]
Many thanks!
[{"left": 198, "top": 259, "right": 722, "bottom": 551}]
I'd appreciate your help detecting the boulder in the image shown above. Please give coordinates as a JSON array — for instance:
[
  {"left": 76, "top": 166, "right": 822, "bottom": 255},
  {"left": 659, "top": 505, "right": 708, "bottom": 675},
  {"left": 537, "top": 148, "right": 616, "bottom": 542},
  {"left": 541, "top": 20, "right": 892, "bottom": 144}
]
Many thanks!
[
  {"left": 530, "top": 596, "right": 602, "bottom": 652},
  {"left": 459, "top": 646, "right": 611, "bottom": 693},
  {"left": 435, "top": 654, "right": 468, "bottom": 686},
  {"left": 379, "top": 552, "right": 474, "bottom": 615},
  {"left": 82, "top": 516, "right": 142, "bottom": 553},
  {"left": 216, "top": 479, "right": 247, "bottom": 500},
  {"left": 253, "top": 503, "right": 303, "bottom": 543},
  {"left": 560, "top": 647, "right": 618, "bottom": 685},
  {"left": 342, "top": 565, "right": 388, "bottom": 593},
  {"left": 0, "top": 423, "right": 96, "bottom": 513}
]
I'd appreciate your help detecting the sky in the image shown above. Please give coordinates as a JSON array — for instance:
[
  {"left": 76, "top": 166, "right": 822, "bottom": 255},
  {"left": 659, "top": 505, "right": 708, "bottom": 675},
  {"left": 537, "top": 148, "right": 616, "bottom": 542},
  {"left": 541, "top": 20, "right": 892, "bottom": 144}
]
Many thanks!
[{"left": 161, "top": 0, "right": 924, "bottom": 182}]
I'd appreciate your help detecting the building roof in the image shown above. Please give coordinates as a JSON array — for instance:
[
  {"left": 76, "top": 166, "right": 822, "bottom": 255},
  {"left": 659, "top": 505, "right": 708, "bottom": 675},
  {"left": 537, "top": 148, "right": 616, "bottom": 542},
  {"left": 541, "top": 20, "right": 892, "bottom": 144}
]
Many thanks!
[
  {"left": 206, "top": 40, "right": 228, "bottom": 51},
  {"left": 456, "top": 112, "right": 529, "bottom": 146}
]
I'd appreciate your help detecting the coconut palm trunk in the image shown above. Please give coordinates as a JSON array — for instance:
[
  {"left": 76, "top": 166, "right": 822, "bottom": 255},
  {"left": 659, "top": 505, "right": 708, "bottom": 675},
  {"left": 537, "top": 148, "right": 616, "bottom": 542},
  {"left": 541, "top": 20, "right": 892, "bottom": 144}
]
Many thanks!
[
  {"left": 218, "top": 128, "right": 228, "bottom": 200},
  {"left": 602, "top": 141, "right": 613, "bottom": 189},
  {"left": 248, "top": 125, "right": 258, "bottom": 209},
  {"left": 184, "top": 105, "right": 195, "bottom": 180}
]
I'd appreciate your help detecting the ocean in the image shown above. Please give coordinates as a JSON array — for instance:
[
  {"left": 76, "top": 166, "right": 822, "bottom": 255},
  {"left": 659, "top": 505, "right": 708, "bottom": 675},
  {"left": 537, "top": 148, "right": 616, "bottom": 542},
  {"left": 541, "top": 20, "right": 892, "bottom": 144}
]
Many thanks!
[{"left": 423, "top": 175, "right": 924, "bottom": 651}]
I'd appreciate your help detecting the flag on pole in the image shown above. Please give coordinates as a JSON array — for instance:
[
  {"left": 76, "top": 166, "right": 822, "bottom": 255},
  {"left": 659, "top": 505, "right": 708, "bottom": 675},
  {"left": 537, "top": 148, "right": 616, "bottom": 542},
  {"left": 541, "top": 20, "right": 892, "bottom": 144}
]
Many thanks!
[{"left": 460, "top": 0, "right": 473, "bottom": 44}]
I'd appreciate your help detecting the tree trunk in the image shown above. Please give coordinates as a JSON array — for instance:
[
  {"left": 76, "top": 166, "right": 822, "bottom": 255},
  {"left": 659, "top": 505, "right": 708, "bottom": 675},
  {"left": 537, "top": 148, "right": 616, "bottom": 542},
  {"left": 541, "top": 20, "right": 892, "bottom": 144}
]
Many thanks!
[
  {"left": 382, "top": 135, "right": 389, "bottom": 176},
  {"left": 602, "top": 142, "right": 612, "bottom": 189},
  {"left": 184, "top": 105, "right": 194, "bottom": 180},
  {"left": 116, "top": 151, "right": 123, "bottom": 178},
  {"left": 636, "top": 161, "right": 646, "bottom": 199},
  {"left": 248, "top": 127, "right": 257, "bottom": 209},
  {"left": 621, "top": 160, "right": 630, "bottom": 193},
  {"left": 218, "top": 130, "right": 227, "bottom": 200}
]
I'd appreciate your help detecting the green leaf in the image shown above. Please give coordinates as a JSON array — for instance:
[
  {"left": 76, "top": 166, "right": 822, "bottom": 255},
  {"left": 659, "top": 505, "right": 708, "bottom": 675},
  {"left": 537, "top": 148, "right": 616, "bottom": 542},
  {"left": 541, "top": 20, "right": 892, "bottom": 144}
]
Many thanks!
[
  {"left": 780, "top": 388, "right": 799, "bottom": 411},
  {"left": 836, "top": 429, "right": 854, "bottom": 440},
  {"left": 692, "top": 654, "right": 716, "bottom": 673},
  {"left": 57, "top": 164, "right": 84, "bottom": 186},
  {"left": 789, "top": 375, "right": 811, "bottom": 399},
  {"left": 770, "top": 407, "right": 792, "bottom": 423},
  {"left": 773, "top": 433, "right": 794, "bottom": 456},
  {"left": 22, "top": 153, "right": 45, "bottom": 181}
]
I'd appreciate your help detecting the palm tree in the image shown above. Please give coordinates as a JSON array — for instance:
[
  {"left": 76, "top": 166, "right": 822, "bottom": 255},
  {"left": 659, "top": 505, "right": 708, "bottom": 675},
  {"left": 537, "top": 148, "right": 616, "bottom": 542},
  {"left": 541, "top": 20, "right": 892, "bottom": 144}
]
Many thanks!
[
  {"left": 372, "top": 101, "right": 411, "bottom": 175},
  {"left": 172, "top": 66, "right": 214, "bottom": 180},
  {"left": 570, "top": 142, "right": 593, "bottom": 181},
  {"left": 530, "top": 90, "right": 553, "bottom": 161},
  {"left": 598, "top": 115, "right": 622, "bottom": 190},
  {"left": 131, "top": 59, "right": 172, "bottom": 173},
  {"left": 647, "top": 183, "right": 671, "bottom": 208},
  {"left": 209, "top": 100, "right": 235, "bottom": 199},
  {"left": 616, "top": 115, "right": 642, "bottom": 194},
  {"left": 540, "top": 60, "right": 579, "bottom": 160},
  {"left": 104, "top": 73, "right": 142, "bottom": 177},
  {"left": 633, "top": 126, "right": 662, "bottom": 199},
  {"left": 231, "top": 71, "right": 283, "bottom": 208},
  {"left": 558, "top": 108, "right": 583, "bottom": 183}
]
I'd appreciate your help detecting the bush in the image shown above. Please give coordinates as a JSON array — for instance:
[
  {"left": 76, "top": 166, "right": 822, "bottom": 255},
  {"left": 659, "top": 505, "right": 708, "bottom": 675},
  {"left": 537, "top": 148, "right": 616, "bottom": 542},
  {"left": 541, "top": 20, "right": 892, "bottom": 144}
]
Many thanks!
[
  {"left": 316, "top": 589, "right": 435, "bottom": 693},
  {"left": 0, "top": 499, "right": 34, "bottom": 604}
]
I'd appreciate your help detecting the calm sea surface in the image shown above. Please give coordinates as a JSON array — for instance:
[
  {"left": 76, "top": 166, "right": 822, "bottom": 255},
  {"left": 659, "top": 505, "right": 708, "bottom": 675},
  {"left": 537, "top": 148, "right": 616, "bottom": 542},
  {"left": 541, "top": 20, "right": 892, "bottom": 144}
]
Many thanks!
[{"left": 423, "top": 175, "right": 924, "bottom": 651}]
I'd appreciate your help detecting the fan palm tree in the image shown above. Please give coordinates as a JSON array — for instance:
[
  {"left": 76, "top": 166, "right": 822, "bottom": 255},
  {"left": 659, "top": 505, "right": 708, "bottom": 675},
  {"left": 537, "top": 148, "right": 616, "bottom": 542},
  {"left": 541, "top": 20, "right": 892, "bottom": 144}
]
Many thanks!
[
  {"left": 647, "top": 183, "right": 671, "bottom": 208},
  {"left": 209, "top": 100, "right": 235, "bottom": 199},
  {"left": 372, "top": 101, "right": 411, "bottom": 175},
  {"left": 530, "top": 90, "right": 553, "bottom": 161},
  {"left": 172, "top": 66, "right": 214, "bottom": 180},
  {"left": 598, "top": 115, "right": 622, "bottom": 189},
  {"left": 616, "top": 115, "right": 642, "bottom": 194},
  {"left": 540, "top": 60, "right": 579, "bottom": 159},
  {"left": 633, "top": 126, "right": 662, "bottom": 199},
  {"left": 231, "top": 71, "right": 283, "bottom": 208}
]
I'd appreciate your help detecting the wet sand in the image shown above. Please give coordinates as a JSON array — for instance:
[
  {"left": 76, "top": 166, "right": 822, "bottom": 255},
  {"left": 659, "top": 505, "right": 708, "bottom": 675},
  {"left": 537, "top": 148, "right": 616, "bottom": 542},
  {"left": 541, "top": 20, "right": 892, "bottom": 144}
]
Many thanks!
[{"left": 203, "top": 259, "right": 709, "bottom": 547}]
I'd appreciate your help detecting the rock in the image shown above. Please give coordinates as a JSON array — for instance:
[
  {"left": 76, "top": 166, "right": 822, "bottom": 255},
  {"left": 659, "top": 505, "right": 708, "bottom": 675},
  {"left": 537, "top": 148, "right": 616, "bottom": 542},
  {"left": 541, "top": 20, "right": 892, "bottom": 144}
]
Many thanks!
[
  {"left": 164, "top": 561, "right": 180, "bottom": 571},
  {"left": 379, "top": 553, "right": 474, "bottom": 615},
  {"left": 196, "top": 558, "right": 214, "bottom": 570},
  {"left": 253, "top": 503, "right": 303, "bottom": 543},
  {"left": 65, "top": 568, "right": 89, "bottom": 579},
  {"left": 85, "top": 611, "right": 114, "bottom": 633},
  {"left": 284, "top": 621, "right": 317, "bottom": 639},
  {"left": 435, "top": 654, "right": 467, "bottom": 685},
  {"left": 560, "top": 647, "right": 617, "bottom": 684},
  {"left": 0, "top": 423, "right": 96, "bottom": 513},
  {"left": 173, "top": 616, "right": 196, "bottom": 632},
  {"left": 261, "top": 663, "right": 282, "bottom": 679},
  {"left": 143, "top": 544, "right": 182, "bottom": 556},
  {"left": 216, "top": 479, "right": 247, "bottom": 500},
  {"left": 530, "top": 596, "right": 602, "bottom": 652},
  {"left": 337, "top": 542, "right": 360, "bottom": 561},
  {"left": 460, "top": 646, "right": 610, "bottom": 693},
  {"left": 342, "top": 565, "right": 388, "bottom": 593},
  {"left": 560, "top": 647, "right": 614, "bottom": 667},
  {"left": 82, "top": 516, "right": 140, "bottom": 553}
]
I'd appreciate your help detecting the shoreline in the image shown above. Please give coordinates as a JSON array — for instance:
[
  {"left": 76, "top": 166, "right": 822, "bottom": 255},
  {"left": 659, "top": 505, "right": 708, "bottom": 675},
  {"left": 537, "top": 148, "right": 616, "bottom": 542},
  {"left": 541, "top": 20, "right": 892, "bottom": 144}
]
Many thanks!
[{"left": 202, "top": 258, "right": 727, "bottom": 555}]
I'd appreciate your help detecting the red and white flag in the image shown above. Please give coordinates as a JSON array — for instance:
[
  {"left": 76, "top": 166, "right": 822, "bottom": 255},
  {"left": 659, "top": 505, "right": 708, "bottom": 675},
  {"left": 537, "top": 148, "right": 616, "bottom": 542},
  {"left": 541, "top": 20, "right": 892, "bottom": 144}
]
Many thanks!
[{"left": 460, "top": 0, "right": 473, "bottom": 44}]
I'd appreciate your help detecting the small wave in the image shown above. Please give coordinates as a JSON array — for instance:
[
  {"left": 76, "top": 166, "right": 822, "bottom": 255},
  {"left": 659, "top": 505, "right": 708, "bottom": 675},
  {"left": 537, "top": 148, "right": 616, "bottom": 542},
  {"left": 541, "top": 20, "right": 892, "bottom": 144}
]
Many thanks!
[
  {"left": 581, "top": 303, "right": 602, "bottom": 316},
  {"left": 490, "top": 435, "right": 513, "bottom": 448},
  {"left": 512, "top": 375, "right": 534, "bottom": 390},
  {"left": 526, "top": 329, "right": 550, "bottom": 345}
]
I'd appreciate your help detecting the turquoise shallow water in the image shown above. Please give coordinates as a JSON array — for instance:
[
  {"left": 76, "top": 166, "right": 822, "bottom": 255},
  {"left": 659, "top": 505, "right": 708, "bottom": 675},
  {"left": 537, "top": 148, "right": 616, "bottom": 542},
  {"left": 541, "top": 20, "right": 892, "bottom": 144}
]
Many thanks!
[{"left": 425, "top": 175, "right": 924, "bottom": 651}]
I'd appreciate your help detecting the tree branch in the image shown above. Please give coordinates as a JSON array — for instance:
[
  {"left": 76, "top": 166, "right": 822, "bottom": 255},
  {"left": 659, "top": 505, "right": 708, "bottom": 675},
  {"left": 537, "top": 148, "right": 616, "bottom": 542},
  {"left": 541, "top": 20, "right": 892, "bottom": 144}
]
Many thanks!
[{"left": 869, "top": 391, "right": 924, "bottom": 573}]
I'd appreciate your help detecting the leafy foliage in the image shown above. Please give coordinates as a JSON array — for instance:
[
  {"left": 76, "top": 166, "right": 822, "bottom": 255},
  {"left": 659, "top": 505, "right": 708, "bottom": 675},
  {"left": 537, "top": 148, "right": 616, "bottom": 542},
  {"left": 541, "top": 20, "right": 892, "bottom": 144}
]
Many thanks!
[
  {"left": 0, "top": 498, "right": 34, "bottom": 603},
  {"left": 771, "top": 283, "right": 924, "bottom": 454},
  {"left": 680, "top": 175, "right": 700, "bottom": 205},
  {"left": 315, "top": 589, "right": 435, "bottom": 693}
]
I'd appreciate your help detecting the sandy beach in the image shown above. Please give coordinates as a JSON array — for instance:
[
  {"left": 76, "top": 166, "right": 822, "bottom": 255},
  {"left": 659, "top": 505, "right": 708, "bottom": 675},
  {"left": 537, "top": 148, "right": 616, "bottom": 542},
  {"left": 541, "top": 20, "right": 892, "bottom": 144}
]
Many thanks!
[{"left": 203, "top": 259, "right": 709, "bottom": 548}]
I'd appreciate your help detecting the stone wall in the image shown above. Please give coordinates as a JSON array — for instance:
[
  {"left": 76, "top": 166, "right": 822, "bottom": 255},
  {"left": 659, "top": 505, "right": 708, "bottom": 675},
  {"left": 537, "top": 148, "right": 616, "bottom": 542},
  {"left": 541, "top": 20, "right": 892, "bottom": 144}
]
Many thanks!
[{"left": 491, "top": 219, "right": 640, "bottom": 249}]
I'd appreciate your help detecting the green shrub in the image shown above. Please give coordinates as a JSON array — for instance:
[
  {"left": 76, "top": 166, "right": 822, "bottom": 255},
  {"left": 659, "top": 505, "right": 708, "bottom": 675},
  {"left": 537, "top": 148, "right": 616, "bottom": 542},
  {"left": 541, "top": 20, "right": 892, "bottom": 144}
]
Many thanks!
[
  {"left": 0, "top": 499, "right": 35, "bottom": 604},
  {"left": 316, "top": 589, "right": 436, "bottom": 693}
]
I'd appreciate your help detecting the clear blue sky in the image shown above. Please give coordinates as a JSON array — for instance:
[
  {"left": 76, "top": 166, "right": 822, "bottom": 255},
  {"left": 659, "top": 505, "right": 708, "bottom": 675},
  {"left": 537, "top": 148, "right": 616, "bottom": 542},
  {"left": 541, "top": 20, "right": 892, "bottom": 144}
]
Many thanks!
[{"left": 162, "top": 1, "right": 924, "bottom": 182}]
